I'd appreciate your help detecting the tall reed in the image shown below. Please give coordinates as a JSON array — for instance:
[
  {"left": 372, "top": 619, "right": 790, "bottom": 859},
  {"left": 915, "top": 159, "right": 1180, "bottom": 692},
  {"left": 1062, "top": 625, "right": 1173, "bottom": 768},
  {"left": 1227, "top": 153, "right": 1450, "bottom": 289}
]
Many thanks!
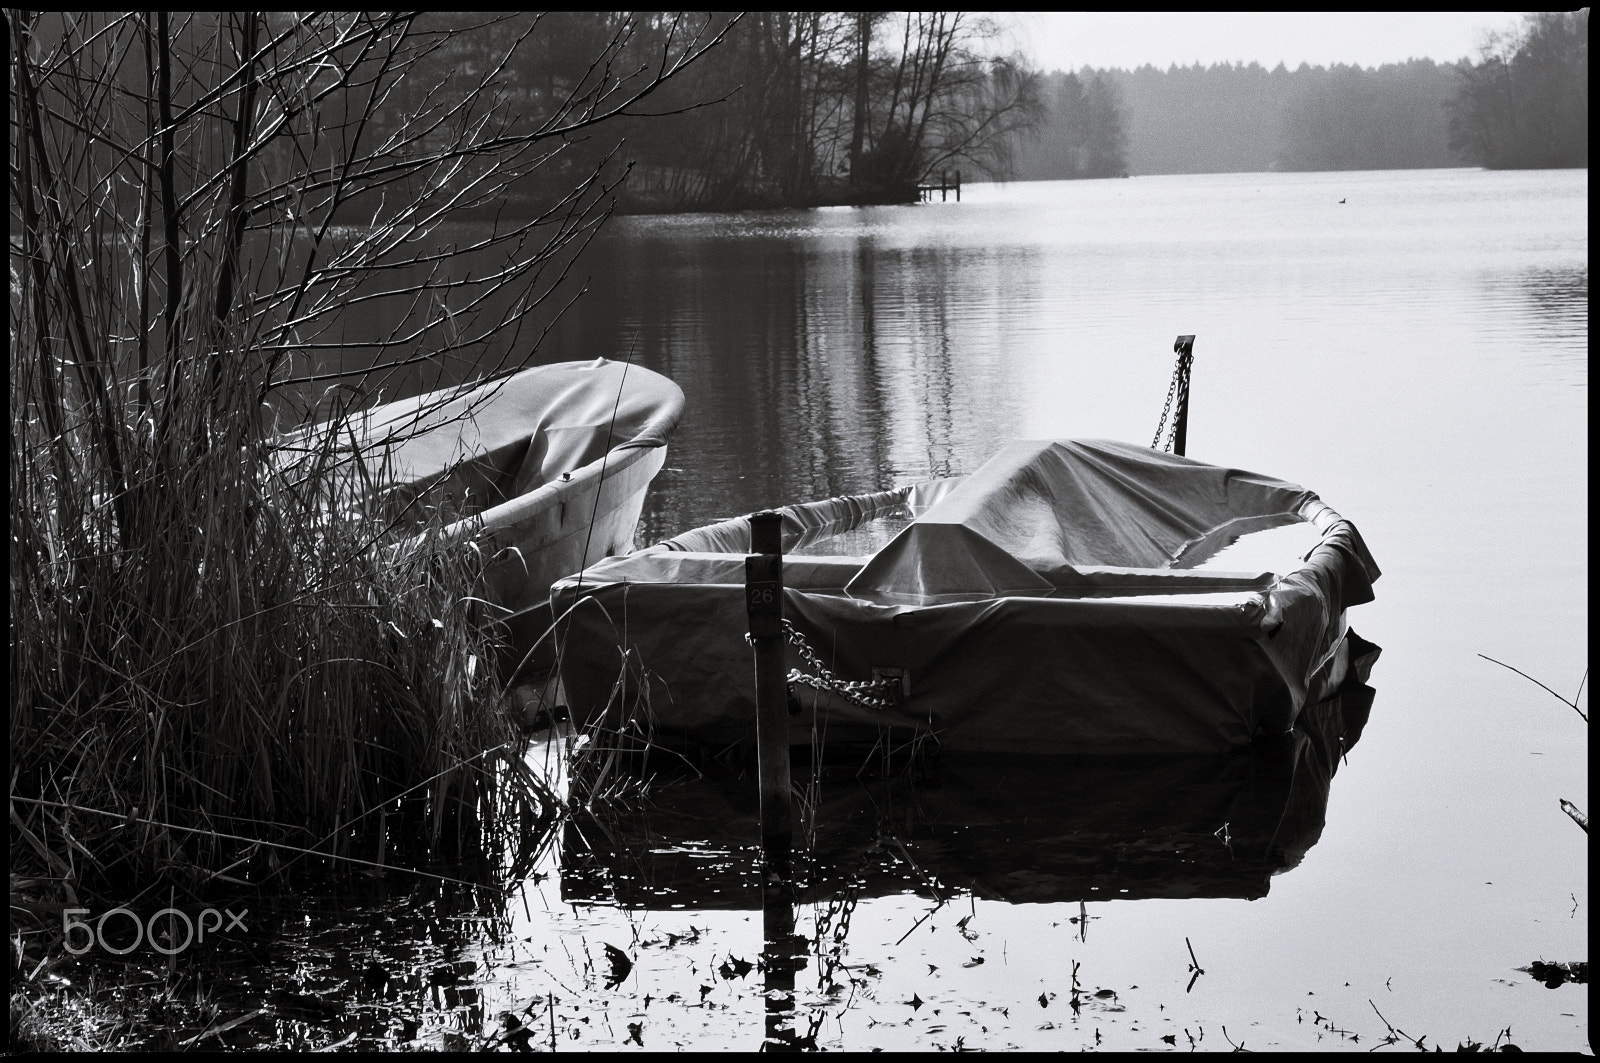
[{"left": 9, "top": 291, "right": 550, "bottom": 893}]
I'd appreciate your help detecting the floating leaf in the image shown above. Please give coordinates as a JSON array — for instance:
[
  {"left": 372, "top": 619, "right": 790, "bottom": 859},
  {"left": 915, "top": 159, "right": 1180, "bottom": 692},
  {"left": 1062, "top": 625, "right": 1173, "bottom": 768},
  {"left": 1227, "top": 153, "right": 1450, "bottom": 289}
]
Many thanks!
[
  {"left": 907, "top": 993, "right": 924, "bottom": 1010},
  {"left": 1521, "top": 960, "right": 1587, "bottom": 988},
  {"left": 602, "top": 943, "right": 633, "bottom": 989}
]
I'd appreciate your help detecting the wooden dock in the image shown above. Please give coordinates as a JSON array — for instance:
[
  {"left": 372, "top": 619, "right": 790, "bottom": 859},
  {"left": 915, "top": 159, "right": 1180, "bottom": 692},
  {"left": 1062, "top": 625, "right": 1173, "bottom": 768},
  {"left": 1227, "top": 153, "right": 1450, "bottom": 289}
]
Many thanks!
[{"left": 918, "top": 170, "right": 961, "bottom": 202}]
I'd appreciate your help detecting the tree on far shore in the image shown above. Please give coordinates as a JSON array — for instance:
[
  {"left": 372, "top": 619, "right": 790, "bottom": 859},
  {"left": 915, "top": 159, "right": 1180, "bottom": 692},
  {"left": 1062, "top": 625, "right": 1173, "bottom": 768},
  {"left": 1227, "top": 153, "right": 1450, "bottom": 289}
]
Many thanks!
[{"left": 1449, "top": 10, "right": 1588, "bottom": 169}]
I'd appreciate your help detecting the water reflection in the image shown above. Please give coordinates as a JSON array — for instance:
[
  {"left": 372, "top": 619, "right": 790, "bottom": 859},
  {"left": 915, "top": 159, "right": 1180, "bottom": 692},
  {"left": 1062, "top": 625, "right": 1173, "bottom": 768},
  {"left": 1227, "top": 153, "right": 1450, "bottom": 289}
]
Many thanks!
[
  {"left": 560, "top": 683, "right": 1375, "bottom": 911},
  {"left": 1503, "top": 265, "right": 1588, "bottom": 357},
  {"left": 551, "top": 682, "right": 1372, "bottom": 1048},
  {"left": 545, "top": 215, "right": 1040, "bottom": 541}
]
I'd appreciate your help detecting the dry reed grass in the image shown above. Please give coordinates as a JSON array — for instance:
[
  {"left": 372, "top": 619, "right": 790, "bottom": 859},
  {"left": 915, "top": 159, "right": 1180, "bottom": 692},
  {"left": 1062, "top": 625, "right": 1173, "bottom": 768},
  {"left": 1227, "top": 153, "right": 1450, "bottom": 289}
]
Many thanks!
[
  {"left": 7, "top": 12, "right": 641, "bottom": 905},
  {"left": 9, "top": 327, "right": 556, "bottom": 898}
]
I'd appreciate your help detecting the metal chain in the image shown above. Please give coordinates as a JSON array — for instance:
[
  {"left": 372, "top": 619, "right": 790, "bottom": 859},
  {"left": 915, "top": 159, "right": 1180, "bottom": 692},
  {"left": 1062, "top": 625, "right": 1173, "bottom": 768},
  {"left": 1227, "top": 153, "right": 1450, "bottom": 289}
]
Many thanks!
[
  {"left": 1151, "top": 347, "right": 1183, "bottom": 451},
  {"left": 814, "top": 878, "right": 859, "bottom": 948},
  {"left": 776, "top": 619, "right": 901, "bottom": 710}
]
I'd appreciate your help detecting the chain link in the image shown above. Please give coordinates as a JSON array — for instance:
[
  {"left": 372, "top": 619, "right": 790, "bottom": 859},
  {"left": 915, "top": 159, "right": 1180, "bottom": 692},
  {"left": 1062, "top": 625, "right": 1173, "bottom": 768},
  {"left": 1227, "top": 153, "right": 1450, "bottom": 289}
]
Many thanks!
[
  {"left": 747, "top": 619, "right": 902, "bottom": 710},
  {"left": 1151, "top": 347, "right": 1183, "bottom": 451}
]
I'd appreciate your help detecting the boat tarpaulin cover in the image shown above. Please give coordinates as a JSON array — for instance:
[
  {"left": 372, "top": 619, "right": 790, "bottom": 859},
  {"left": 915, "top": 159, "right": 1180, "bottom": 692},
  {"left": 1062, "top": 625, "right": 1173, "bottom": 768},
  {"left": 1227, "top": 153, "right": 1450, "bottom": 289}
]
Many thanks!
[
  {"left": 552, "top": 439, "right": 1380, "bottom": 753},
  {"left": 300, "top": 359, "right": 683, "bottom": 679},
  {"left": 343, "top": 357, "right": 683, "bottom": 496}
]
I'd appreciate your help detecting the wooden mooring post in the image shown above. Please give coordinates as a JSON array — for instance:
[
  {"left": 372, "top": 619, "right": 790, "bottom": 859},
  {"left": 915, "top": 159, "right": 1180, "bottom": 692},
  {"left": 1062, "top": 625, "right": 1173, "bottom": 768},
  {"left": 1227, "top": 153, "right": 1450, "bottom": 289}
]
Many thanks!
[
  {"left": 745, "top": 511, "right": 793, "bottom": 882},
  {"left": 1172, "top": 334, "right": 1194, "bottom": 457}
]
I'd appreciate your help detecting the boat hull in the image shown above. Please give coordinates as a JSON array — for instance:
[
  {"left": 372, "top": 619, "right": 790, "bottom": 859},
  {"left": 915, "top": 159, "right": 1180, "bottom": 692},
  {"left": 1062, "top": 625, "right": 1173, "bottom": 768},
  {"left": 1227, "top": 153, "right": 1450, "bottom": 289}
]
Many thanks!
[
  {"left": 293, "top": 358, "right": 683, "bottom": 678},
  {"left": 480, "top": 439, "right": 669, "bottom": 672}
]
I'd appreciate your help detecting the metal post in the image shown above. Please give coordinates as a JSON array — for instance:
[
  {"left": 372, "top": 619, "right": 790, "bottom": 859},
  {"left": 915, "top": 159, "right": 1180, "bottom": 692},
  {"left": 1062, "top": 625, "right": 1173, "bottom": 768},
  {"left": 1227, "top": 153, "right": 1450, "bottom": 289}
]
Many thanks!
[
  {"left": 746, "top": 511, "right": 792, "bottom": 881},
  {"left": 1172, "top": 334, "right": 1195, "bottom": 457},
  {"left": 956, "top": 169, "right": 961, "bottom": 202}
]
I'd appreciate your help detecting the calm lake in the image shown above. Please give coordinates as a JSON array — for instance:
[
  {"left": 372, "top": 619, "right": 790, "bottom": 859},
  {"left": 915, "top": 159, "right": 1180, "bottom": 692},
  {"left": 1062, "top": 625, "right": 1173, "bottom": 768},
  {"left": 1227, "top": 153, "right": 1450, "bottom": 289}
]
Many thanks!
[{"left": 260, "top": 168, "right": 1587, "bottom": 1050}]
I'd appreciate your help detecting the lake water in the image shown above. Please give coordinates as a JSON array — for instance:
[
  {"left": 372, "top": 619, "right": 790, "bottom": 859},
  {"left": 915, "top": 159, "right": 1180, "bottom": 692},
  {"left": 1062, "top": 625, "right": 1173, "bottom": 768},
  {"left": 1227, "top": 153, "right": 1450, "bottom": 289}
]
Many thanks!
[
  {"left": 522, "top": 167, "right": 1588, "bottom": 1052},
  {"left": 250, "top": 168, "right": 1587, "bottom": 1050}
]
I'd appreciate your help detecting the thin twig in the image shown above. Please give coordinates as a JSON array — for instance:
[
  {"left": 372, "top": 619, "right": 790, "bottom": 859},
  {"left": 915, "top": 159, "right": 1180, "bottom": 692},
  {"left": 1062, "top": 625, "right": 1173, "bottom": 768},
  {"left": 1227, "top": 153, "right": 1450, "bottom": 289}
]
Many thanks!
[
  {"left": 11, "top": 797, "right": 514, "bottom": 892},
  {"left": 1478, "top": 654, "right": 1588, "bottom": 723},
  {"left": 181, "top": 1007, "right": 268, "bottom": 1047},
  {"left": 1367, "top": 999, "right": 1426, "bottom": 1050},
  {"left": 1185, "top": 936, "right": 1205, "bottom": 993},
  {"left": 894, "top": 899, "right": 946, "bottom": 947}
]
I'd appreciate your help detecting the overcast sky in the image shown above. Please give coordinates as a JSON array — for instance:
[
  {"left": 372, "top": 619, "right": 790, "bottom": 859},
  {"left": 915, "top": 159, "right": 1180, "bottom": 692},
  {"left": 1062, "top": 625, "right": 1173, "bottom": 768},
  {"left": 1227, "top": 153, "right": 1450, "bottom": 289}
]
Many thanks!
[{"left": 1003, "top": 12, "right": 1525, "bottom": 74}]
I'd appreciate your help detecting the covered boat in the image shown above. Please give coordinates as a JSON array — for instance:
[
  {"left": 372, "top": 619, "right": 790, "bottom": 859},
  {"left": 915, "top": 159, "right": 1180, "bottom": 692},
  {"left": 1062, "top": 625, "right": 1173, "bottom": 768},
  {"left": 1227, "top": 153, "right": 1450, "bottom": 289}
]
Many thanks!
[
  {"left": 551, "top": 438, "right": 1379, "bottom": 754},
  {"left": 292, "top": 358, "right": 683, "bottom": 673}
]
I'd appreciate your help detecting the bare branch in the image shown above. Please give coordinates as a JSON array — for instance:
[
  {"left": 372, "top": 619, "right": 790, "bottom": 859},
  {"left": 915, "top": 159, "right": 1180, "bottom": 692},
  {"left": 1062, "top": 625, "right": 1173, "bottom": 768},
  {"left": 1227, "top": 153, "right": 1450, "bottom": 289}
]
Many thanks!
[{"left": 1479, "top": 654, "right": 1588, "bottom": 723}]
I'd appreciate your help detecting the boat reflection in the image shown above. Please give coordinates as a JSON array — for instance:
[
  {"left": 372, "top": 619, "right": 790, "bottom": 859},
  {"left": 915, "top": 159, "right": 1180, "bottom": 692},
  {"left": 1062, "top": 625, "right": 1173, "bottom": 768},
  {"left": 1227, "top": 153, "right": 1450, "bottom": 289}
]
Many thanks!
[{"left": 559, "top": 680, "right": 1376, "bottom": 909}]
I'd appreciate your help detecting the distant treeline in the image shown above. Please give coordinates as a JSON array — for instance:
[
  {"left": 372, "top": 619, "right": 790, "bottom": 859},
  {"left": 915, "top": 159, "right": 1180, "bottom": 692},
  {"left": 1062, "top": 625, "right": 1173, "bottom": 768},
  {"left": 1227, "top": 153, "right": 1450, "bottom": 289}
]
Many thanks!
[
  {"left": 219, "top": 11, "right": 1583, "bottom": 221},
  {"left": 1011, "top": 10, "right": 1588, "bottom": 179}
]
